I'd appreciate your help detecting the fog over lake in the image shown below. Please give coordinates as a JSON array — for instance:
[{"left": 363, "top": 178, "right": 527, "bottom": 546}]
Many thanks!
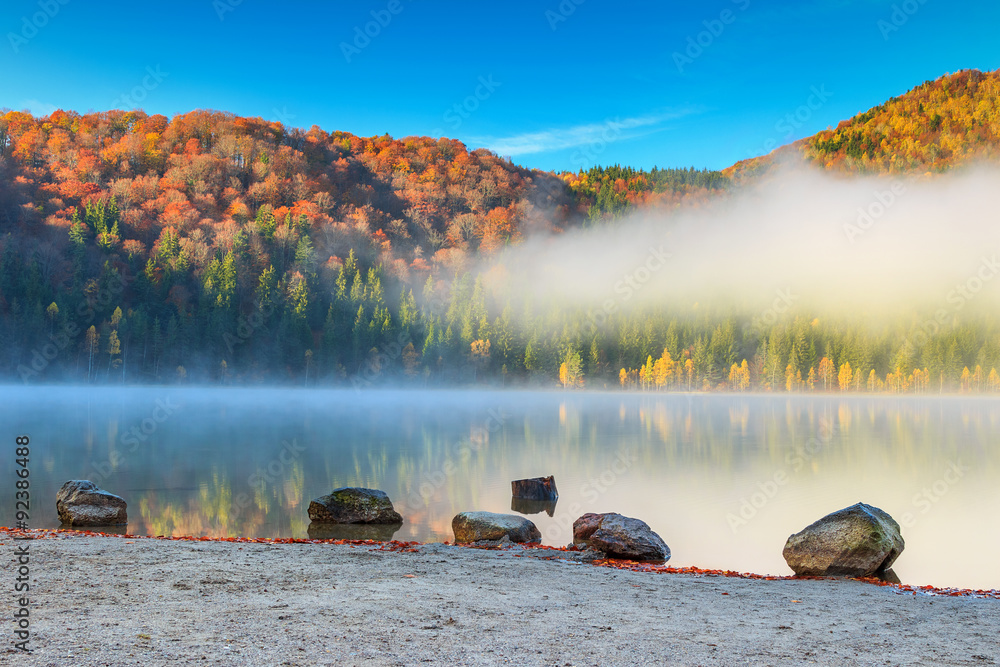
[{"left": 4, "top": 386, "right": 998, "bottom": 590}]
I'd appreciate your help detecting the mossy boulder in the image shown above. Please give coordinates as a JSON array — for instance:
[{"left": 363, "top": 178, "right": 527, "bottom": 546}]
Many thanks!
[
  {"left": 56, "top": 480, "right": 128, "bottom": 526},
  {"left": 782, "top": 502, "right": 904, "bottom": 577},
  {"left": 307, "top": 488, "right": 403, "bottom": 524},
  {"left": 452, "top": 511, "right": 541, "bottom": 544}
]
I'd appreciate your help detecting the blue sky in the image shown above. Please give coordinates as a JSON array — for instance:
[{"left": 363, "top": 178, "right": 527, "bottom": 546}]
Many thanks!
[{"left": 2, "top": 0, "right": 998, "bottom": 172}]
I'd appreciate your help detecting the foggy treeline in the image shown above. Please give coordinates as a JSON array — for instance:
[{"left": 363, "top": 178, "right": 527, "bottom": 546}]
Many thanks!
[{"left": 4, "top": 100, "right": 1000, "bottom": 391}]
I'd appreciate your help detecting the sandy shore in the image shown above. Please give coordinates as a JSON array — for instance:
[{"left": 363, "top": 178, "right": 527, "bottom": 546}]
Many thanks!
[{"left": 3, "top": 530, "right": 999, "bottom": 666}]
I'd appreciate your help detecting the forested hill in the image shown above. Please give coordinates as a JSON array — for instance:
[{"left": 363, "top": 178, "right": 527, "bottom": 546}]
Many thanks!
[
  {"left": 0, "top": 110, "right": 571, "bottom": 270},
  {"left": 0, "top": 108, "right": 725, "bottom": 384},
  {"left": 2, "top": 67, "right": 1000, "bottom": 389},
  {"left": 725, "top": 68, "right": 1000, "bottom": 181}
]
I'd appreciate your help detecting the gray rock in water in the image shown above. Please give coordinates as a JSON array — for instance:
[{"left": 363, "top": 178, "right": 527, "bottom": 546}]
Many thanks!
[
  {"left": 56, "top": 480, "right": 128, "bottom": 526},
  {"left": 452, "top": 511, "right": 541, "bottom": 544},
  {"left": 782, "top": 502, "right": 904, "bottom": 577},
  {"left": 307, "top": 521, "right": 402, "bottom": 541},
  {"left": 511, "top": 475, "right": 559, "bottom": 501},
  {"left": 307, "top": 488, "right": 403, "bottom": 524},
  {"left": 573, "top": 512, "right": 670, "bottom": 562},
  {"left": 511, "top": 497, "right": 557, "bottom": 516}
]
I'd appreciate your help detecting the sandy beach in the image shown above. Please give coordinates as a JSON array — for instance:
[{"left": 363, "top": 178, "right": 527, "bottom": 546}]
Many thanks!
[{"left": 3, "top": 530, "right": 999, "bottom": 666}]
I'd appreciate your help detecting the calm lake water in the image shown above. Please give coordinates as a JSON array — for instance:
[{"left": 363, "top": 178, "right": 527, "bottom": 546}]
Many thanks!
[{"left": 3, "top": 386, "right": 998, "bottom": 590}]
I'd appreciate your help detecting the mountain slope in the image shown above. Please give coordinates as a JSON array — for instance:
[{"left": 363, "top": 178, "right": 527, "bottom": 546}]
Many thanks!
[
  {"left": 725, "top": 68, "right": 1000, "bottom": 180},
  {"left": 0, "top": 109, "right": 574, "bottom": 273},
  {"left": 2, "top": 69, "right": 1000, "bottom": 386}
]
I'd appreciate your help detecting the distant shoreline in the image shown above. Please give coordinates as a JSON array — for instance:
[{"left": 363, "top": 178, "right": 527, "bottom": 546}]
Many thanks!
[{"left": 8, "top": 382, "right": 1000, "bottom": 397}]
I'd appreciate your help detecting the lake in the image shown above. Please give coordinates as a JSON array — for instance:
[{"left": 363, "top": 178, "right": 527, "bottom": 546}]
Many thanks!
[{"left": 3, "top": 386, "right": 998, "bottom": 590}]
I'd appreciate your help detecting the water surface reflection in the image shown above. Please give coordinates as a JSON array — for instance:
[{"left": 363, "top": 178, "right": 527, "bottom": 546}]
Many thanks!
[{"left": 3, "top": 387, "right": 998, "bottom": 590}]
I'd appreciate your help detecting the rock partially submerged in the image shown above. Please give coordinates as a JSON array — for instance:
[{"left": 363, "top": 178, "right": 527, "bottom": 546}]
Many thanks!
[
  {"left": 56, "top": 480, "right": 128, "bottom": 526},
  {"left": 511, "top": 497, "right": 557, "bottom": 516},
  {"left": 307, "top": 488, "right": 403, "bottom": 524},
  {"left": 452, "top": 511, "right": 541, "bottom": 544},
  {"left": 782, "top": 502, "right": 904, "bottom": 577},
  {"left": 573, "top": 513, "right": 670, "bottom": 562},
  {"left": 307, "top": 522, "right": 402, "bottom": 542},
  {"left": 511, "top": 476, "right": 559, "bottom": 501}
]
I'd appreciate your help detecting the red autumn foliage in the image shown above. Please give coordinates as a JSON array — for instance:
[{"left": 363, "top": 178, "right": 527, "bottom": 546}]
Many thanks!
[{"left": 0, "top": 108, "right": 574, "bottom": 280}]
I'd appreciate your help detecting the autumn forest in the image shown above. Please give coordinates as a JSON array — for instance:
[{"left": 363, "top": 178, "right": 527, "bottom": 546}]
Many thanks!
[{"left": 3, "top": 69, "right": 1000, "bottom": 392}]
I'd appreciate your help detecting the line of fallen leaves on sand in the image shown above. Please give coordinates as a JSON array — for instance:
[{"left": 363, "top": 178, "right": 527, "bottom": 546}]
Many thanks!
[
  {"left": 3, "top": 527, "right": 996, "bottom": 600},
  {"left": 578, "top": 556, "right": 1000, "bottom": 600},
  {"left": 502, "top": 542, "right": 1000, "bottom": 600},
  {"left": 0, "top": 526, "right": 420, "bottom": 552}
]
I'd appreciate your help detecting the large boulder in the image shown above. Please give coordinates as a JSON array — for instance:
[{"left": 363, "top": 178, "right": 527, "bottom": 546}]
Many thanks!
[
  {"left": 307, "top": 488, "right": 403, "bottom": 524},
  {"left": 573, "top": 513, "right": 670, "bottom": 562},
  {"left": 511, "top": 476, "right": 559, "bottom": 501},
  {"left": 452, "top": 511, "right": 541, "bottom": 544},
  {"left": 782, "top": 502, "right": 904, "bottom": 577},
  {"left": 56, "top": 480, "right": 127, "bottom": 526}
]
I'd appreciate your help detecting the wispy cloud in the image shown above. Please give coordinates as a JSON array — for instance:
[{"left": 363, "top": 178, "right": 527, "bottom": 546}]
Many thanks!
[
  {"left": 472, "top": 109, "right": 697, "bottom": 156},
  {"left": 19, "top": 99, "right": 58, "bottom": 116}
]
